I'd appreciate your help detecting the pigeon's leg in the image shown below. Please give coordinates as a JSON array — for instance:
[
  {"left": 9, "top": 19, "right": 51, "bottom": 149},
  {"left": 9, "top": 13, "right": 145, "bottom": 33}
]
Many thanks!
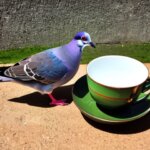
[{"left": 48, "top": 93, "right": 68, "bottom": 106}]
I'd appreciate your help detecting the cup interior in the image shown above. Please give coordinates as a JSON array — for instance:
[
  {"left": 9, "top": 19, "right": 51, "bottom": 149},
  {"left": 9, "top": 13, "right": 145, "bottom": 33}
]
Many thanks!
[{"left": 87, "top": 55, "right": 149, "bottom": 88}]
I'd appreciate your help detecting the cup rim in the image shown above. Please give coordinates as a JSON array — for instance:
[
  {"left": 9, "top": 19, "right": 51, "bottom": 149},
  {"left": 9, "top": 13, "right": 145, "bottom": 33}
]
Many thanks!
[{"left": 87, "top": 55, "right": 149, "bottom": 89}]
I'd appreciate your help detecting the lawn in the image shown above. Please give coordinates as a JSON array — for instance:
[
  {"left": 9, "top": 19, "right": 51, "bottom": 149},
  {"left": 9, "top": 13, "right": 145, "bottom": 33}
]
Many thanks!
[{"left": 0, "top": 43, "right": 150, "bottom": 64}]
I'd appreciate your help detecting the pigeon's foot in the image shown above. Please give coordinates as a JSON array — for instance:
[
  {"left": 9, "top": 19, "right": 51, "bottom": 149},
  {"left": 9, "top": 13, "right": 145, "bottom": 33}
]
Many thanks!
[
  {"left": 48, "top": 93, "right": 68, "bottom": 106},
  {"left": 49, "top": 99, "right": 68, "bottom": 106}
]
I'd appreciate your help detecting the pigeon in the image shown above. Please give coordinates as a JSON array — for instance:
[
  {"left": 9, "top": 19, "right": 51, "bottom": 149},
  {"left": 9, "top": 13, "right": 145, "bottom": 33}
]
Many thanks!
[{"left": 0, "top": 31, "right": 95, "bottom": 106}]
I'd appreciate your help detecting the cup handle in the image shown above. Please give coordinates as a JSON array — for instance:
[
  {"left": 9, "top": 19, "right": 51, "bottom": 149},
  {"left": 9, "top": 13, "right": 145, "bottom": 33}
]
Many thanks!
[
  {"left": 136, "top": 77, "right": 150, "bottom": 102},
  {"left": 142, "top": 77, "right": 150, "bottom": 93}
]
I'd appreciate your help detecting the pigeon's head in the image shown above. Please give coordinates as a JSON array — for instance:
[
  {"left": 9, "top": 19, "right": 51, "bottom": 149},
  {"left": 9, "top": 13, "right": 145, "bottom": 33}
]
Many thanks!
[{"left": 74, "top": 32, "right": 96, "bottom": 50}]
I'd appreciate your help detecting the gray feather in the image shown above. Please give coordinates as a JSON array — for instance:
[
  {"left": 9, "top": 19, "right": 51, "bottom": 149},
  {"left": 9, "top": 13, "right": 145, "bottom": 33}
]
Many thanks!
[
  {"left": 4, "top": 51, "right": 68, "bottom": 84},
  {"left": 0, "top": 76, "right": 14, "bottom": 82}
]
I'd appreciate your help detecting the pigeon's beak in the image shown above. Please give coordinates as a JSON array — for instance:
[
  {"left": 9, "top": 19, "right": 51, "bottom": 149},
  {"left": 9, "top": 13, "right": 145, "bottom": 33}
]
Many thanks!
[{"left": 90, "top": 42, "right": 96, "bottom": 48}]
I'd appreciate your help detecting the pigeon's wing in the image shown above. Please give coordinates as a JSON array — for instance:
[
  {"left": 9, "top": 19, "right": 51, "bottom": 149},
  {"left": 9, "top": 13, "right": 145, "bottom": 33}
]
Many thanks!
[{"left": 4, "top": 51, "right": 69, "bottom": 84}]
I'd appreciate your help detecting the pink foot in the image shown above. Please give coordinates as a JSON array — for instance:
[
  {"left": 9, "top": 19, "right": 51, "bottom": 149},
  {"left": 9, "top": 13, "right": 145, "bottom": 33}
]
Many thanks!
[{"left": 48, "top": 93, "right": 68, "bottom": 106}]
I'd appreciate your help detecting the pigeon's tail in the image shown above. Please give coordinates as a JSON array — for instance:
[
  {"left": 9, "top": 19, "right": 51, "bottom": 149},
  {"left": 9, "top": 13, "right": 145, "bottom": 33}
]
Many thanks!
[{"left": 0, "top": 67, "right": 14, "bottom": 82}]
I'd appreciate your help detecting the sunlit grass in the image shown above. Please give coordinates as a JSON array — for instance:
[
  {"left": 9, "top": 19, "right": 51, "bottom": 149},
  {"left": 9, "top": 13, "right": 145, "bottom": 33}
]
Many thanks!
[
  {"left": 0, "top": 43, "right": 150, "bottom": 64},
  {"left": 82, "top": 43, "right": 150, "bottom": 63}
]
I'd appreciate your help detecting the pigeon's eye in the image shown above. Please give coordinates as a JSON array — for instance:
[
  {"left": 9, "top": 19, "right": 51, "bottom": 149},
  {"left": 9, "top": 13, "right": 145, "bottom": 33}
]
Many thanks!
[{"left": 81, "top": 36, "right": 87, "bottom": 41}]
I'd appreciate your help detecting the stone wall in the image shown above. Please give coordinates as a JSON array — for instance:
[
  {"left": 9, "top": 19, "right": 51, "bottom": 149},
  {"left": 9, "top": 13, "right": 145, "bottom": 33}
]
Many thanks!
[{"left": 0, "top": 0, "right": 150, "bottom": 49}]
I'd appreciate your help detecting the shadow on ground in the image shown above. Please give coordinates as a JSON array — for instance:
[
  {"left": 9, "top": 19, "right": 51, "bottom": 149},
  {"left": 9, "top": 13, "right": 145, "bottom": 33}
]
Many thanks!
[
  {"left": 8, "top": 85, "right": 73, "bottom": 107},
  {"left": 82, "top": 112, "right": 150, "bottom": 134}
]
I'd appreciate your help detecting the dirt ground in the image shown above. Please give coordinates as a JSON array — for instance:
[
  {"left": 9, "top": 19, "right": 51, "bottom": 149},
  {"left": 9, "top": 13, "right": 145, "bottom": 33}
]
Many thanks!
[{"left": 0, "top": 64, "right": 150, "bottom": 150}]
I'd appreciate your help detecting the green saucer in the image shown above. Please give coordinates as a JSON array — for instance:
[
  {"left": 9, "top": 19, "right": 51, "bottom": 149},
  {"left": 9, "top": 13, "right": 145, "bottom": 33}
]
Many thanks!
[{"left": 72, "top": 75, "right": 150, "bottom": 124}]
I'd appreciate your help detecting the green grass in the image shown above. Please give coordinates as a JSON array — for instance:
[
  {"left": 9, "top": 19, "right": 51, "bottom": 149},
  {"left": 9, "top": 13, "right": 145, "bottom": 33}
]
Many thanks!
[
  {"left": 82, "top": 43, "right": 150, "bottom": 64},
  {"left": 0, "top": 43, "right": 150, "bottom": 64},
  {"left": 0, "top": 46, "right": 49, "bottom": 64}
]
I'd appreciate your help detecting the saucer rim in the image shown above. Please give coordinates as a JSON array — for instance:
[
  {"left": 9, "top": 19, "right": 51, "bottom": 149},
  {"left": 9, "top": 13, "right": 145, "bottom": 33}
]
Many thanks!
[
  {"left": 73, "top": 100, "right": 150, "bottom": 124},
  {"left": 72, "top": 75, "right": 150, "bottom": 124}
]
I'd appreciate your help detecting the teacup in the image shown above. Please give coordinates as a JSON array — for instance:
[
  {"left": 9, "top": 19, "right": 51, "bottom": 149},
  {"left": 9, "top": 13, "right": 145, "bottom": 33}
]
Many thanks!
[{"left": 87, "top": 55, "right": 150, "bottom": 109}]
